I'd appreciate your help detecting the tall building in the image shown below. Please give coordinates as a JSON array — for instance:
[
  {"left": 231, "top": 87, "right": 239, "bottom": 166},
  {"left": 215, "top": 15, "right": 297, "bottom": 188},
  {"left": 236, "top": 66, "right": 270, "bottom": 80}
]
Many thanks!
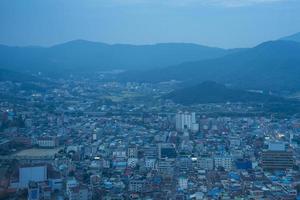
[
  {"left": 66, "top": 178, "right": 89, "bottom": 200},
  {"left": 175, "top": 111, "right": 199, "bottom": 132},
  {"left": 214, "top": 156, "right": 233, "bottom": 171},
  {"left": 27, "top": 181, "right": 40, "bottom": 200},
  {"left": 158, "top": 143, "right": 177, "bottom": 160},
  {"left": 178, "top": 176, "right": 188, "bottom": 190},
  {"left": 128, "top": 145, "right": 138, "bottom": 158},
  {"left": 143, "top": 145, "right": 158, "bottom": 159},
  {"left": 198, "top": 157, "right": 214, "bottom": 170},
  {"left": 129, "top": 179, "right": 145, "bottom": 193},
  {"left": 261, "top": 142, "right": 294, "bottom": 171}
]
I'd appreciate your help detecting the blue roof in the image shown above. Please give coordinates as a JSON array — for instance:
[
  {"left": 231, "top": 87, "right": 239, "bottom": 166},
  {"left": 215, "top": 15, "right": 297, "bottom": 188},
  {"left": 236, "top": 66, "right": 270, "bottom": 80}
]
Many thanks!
[
  {"left": 104, "top": 181, "right": 113, "bottom": 189},
  {"left": 228, "top": 172, "right": 240, "bottom": 180},
  {"left": 208, "top": 187, "right": 222, "bottom": 197}
]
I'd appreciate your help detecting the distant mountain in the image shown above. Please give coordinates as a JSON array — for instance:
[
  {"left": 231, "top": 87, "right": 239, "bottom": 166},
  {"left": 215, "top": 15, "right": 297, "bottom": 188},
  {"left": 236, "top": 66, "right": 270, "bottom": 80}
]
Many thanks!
[
  {"left": 166, "top": 81, "right": 284, "bottom": 105},
  {"left": 280, "top": 32, "right": 300, "bottom": 43},
  {"left": 120, "top": 40, "right": 300, "bottom": 91},
  {"left": 0, "top": 40, "right": 236, "bottom": 74}
]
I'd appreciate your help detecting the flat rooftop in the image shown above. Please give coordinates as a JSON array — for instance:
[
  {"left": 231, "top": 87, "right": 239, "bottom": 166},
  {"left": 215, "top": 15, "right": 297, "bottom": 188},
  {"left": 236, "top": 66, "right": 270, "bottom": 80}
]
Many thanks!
[{"left": 12, "top": 147, "right": 62, "bottom": 158}]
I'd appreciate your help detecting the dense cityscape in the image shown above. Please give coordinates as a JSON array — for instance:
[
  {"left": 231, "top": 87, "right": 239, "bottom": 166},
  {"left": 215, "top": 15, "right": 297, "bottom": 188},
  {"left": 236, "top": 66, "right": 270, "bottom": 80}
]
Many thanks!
[
  {"left": 1, "top": 74, "right": 300, "bottom": 200},
  {"left": 2, "top": 1, "right": 300, "bottom": 200}
]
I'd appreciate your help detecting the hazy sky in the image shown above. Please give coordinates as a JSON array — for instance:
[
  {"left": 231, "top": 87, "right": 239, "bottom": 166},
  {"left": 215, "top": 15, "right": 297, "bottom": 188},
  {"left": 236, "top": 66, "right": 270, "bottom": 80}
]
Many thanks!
[{"left": 0, "top": 0, "right": 300, "bottom": 48}]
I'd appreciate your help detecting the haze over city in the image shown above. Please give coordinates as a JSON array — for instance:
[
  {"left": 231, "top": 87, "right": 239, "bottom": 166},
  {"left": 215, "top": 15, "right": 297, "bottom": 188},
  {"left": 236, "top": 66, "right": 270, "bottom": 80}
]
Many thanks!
[{"left": 1, "top": 0, "right": 300, "bottom": 48}]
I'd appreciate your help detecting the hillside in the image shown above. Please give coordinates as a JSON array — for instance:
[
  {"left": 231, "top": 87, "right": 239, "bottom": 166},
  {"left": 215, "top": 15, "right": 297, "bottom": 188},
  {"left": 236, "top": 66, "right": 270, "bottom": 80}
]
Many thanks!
[
  {"left": 120, "top": 40, "right": 300, "bottom": 91},
  {"left": 0, "top": 68, "right": 42, "bottom": 82},
  {"left": 0, "top": 68, "right": 55, "bottom": 92},
  {"left": 166, "top": 81, "right": 284, "bottom": 105}
]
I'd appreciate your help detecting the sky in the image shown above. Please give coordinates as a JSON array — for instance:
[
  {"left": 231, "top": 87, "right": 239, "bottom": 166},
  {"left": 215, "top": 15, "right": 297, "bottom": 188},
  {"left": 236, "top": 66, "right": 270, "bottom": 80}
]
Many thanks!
[{"left": 0, "top": 0, "right": 300, "bottom": 48}]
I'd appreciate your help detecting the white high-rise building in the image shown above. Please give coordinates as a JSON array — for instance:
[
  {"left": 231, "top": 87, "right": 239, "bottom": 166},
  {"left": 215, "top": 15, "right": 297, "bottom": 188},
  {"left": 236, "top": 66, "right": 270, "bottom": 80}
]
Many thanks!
[
  {"left": 175, "top": 111, "right": 199, "bottom": 132},
  {"left": 178, "top": 176, "right": 188, "bottom": 190}
]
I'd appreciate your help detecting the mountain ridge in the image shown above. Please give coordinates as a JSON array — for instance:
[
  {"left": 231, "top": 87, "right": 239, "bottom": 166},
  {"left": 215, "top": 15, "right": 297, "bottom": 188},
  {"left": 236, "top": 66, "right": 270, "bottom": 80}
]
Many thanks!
[
  {"left": 280, "top": 32, "right": 300, "bottom": 43},
  {"left": 0, "top": 40, "right": 235, "bottom": 74},
  {"left": 120, "top": 40, "right": 300, "bottom": 91}
]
